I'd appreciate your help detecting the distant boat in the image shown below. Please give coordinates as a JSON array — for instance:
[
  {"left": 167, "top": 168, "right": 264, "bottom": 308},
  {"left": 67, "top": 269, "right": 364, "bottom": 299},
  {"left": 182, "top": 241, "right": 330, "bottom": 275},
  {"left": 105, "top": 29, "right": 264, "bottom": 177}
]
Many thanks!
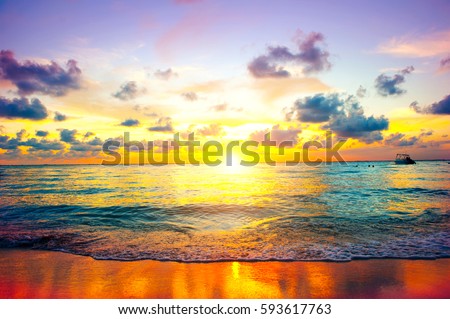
[{"left": 395, "top": 153, "right": 416, "bottom": 165}]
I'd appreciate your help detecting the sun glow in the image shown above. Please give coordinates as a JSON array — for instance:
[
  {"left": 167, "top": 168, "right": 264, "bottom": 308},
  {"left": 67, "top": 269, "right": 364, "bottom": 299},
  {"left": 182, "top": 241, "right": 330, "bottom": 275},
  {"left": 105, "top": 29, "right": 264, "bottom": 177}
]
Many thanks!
[{"left": 222, "top": 153, "right": 245, "bottom": 174}]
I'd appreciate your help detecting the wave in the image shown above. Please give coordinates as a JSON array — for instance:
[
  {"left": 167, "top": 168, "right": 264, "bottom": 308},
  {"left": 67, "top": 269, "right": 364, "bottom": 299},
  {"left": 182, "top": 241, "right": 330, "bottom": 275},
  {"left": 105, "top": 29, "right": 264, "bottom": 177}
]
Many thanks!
[
  {"left": 1, "top": 209, "right": 448, "bottom": 262},
  {"left": 1, "top": 231, "right": 448, "bottom": 262},
  {"left": 387, "top": 187, "right": 449, "bottom": 196}
]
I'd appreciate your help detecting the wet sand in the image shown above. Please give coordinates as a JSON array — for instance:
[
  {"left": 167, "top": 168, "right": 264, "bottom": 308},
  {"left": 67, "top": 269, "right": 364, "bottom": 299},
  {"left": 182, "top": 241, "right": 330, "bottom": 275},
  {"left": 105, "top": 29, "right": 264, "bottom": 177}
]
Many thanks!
[{"left": 0, "top": 249, "right": 449, "bottom": 298}]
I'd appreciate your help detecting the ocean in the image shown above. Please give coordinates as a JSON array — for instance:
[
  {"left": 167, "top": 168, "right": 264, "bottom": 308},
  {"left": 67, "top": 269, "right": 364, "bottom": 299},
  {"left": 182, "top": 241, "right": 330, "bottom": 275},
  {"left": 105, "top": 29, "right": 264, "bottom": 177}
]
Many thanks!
[{"left": 0, "top": 162, "right": 449, "bottom": 262}]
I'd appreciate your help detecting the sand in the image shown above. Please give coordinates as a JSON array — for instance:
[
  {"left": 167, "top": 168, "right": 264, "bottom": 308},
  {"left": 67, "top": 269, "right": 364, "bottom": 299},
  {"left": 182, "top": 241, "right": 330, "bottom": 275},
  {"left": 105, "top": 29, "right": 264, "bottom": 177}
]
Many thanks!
[{"left": 0, "top": 249, "right": 449, "bottom": 298}]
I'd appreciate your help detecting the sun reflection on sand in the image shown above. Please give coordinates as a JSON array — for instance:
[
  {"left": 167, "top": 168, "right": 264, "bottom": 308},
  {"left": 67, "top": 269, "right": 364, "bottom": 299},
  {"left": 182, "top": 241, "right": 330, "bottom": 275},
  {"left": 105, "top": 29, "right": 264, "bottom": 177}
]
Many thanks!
[
  {"left": 1, "top": 250, "right": 449, "bottom": 298},
  {"left": 232, "top": 262, "right": 240, "bottom": 279}
]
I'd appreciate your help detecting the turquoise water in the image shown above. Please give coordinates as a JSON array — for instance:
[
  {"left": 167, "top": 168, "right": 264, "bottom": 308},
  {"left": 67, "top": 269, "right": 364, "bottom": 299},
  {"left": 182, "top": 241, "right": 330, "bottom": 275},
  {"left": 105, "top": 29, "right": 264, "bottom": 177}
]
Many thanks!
[{"left": 0, "top": 162, "right": 449, "bottom": 261}]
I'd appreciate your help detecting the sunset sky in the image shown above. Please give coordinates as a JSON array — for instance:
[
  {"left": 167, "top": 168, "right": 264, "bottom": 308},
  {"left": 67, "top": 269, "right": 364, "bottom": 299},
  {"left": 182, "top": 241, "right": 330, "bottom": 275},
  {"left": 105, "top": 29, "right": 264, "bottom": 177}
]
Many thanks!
[{"left": 1, "top": 0, "right": 449, "bottom": 164}]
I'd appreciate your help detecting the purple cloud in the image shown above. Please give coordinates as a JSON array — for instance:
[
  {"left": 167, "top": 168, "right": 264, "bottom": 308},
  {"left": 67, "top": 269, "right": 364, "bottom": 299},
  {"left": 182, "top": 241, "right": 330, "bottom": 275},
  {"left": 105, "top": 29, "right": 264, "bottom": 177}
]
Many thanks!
[
  {"left": 410, "top": 95, "right": 450, "bottom": 114},
  {"left": 439, "top": 56, "right": 450, "bottom": 72},
  {"left": 0, "top": 50, "right": 81, "bottom": 96},
  {"left": 248, "top": 31, "right": 331, "bottom": 78},
  {"left": 248, "top": 56, "right": 290, "bottom": 78},
  {"left": 113, "top": 81, "right": 139, "bottom": 101}
]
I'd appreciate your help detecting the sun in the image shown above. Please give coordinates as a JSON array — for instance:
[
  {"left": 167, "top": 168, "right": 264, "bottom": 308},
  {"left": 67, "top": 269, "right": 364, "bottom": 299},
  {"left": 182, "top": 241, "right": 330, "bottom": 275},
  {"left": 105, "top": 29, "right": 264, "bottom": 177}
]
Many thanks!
[{"left": 222, "top": 153, "right": 245, "bottom": 174}]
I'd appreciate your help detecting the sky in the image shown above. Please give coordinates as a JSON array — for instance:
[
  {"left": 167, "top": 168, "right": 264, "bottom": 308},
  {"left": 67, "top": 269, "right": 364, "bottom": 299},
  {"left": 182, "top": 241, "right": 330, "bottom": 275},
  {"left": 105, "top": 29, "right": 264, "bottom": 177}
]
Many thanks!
[{"left": 0, "top": 0, "right": 449, "bottom": 164}]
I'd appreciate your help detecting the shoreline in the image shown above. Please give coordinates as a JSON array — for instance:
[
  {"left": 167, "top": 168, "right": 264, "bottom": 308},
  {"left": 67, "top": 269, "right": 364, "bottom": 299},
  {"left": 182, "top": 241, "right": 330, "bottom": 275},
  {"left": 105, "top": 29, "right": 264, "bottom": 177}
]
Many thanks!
[
  {"left": 35, "top": 250, "right": 450, "bottom": 264},
  {"left": 1, "top": 248, "right": 449, "bottom": 298}
]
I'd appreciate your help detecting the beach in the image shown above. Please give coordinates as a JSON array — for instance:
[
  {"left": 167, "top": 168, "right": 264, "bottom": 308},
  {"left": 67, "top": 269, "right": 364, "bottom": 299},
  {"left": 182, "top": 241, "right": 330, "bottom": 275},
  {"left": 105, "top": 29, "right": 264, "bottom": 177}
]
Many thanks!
[
  {"left": 1, "top": 164, "right": 449, "bottom": 299},
  {"left": 1, "top": 249, "right": 449, "bottom": 299}
]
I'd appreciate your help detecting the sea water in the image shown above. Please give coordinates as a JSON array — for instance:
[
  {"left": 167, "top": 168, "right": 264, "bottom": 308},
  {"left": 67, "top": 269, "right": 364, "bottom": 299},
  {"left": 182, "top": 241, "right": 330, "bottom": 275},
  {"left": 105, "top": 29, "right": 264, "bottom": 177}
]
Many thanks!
[{"left": 0, "top": 162, "right": 449, "bottom": 261}]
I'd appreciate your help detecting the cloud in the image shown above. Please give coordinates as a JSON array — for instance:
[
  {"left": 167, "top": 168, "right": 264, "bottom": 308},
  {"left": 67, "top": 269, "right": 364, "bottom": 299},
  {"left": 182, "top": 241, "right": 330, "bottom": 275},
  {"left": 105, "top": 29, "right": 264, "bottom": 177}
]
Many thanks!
[
  {"left": 409, "top": 101, "right": 421, "bottom": 113},
  {"left": 113, "top": 81, "right": 139, "bottom": 101},
  {"left": 208, "top": 103, "right": 242, "bottom": 112},
  {"left": 148, "top": 117, "right": 173, "bottom": 132},
  {"left": 410, "top": 95, "right": 450, "bottom": 114},
  {"left": 356, "top": 85, "right": 367, "bottom": 98},
  {"left": 181, "top": 91, "right": 198, "bottom": 101},
  {"left": 84, "top": 132, "right": 94, "bottom": 139},
  {"left": 0, "top": 129, "right": 108, "bottom": 160},
  {"left": 439, "top": 56, "right": 450, "bottom": 73},
  {"left": 249, "top": 124, "right": 301, "bottom": 146},
  {"left": 69, "top": 137, "right": 103, "bottom": 152},
  {"left": 54, "top": 111, "right": 67, "bottom": 122},
  {"left": 196, "top": 123, "right": 224, "bottom": 137},
  {"left": 22, "top": 138, "right": 65, "bottom": 151},
  {"left": 36, "top": 130, "right": 49, "bottom": 137},
  {"left": 57, "top": 129, "right": 104, "bottom": 153},
  {"left": 0, "top": 130, "right": 65, "bottom": 153},
  {"left": 286, "top": 93, "right": 343, "bottom": 123},
  {"left": 209, "top": 103, "right": 227, "bottom": 112},
  {"left": 120, "top": 118, "right": 140, "bottom": 127},
  {"left": 59, "top": 129, "right": 77, "bottom": 143},
  {"left": 59, "top": 129, "right": 104, "bottom": 153},
  {"left": 0, "top": 97, "right": 48, "bottom": 120},
  {"left": 384, "top": 133, "right": 419, "bottom": 147},
  {"left": 87, "top": 137, "right": 103, "bottom": 146},
  {"left": 374, "top": 66, "right": 414, "bottom": 96},
  {"left": 0, "top": 50, "right": 81, "bottom": 96},
  {"left": 248, "top": 30, "right": 331, "bottom": 78},
  {"left": 16, "top": 129, "right": 28, "bottom": 140},
  {"left": 376, "top": 30, "right": 450, "bottom": 57},
  {"left": 419, "top": 129, "right": 433, "bottom": 137},
  {"left": 286, "top": 94, "right": 389, "bottom": 144},
  {"left": 248, "top": 56, "right": 290, "bottom": 78},
  {"left": 384, "top": 130, "right": 433, "bottom": 148},
  {"left": 133, "top": 105, "right": 158, "bottom": 117},
  {"left": 154, "top": 68, "right": 178, "bottom": 80},
  {"left": 0, "top": 135, "right": 19, "bottom": 150},
  {"left": 325, "top": 108, "right": 389, "bottom": 144}
]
